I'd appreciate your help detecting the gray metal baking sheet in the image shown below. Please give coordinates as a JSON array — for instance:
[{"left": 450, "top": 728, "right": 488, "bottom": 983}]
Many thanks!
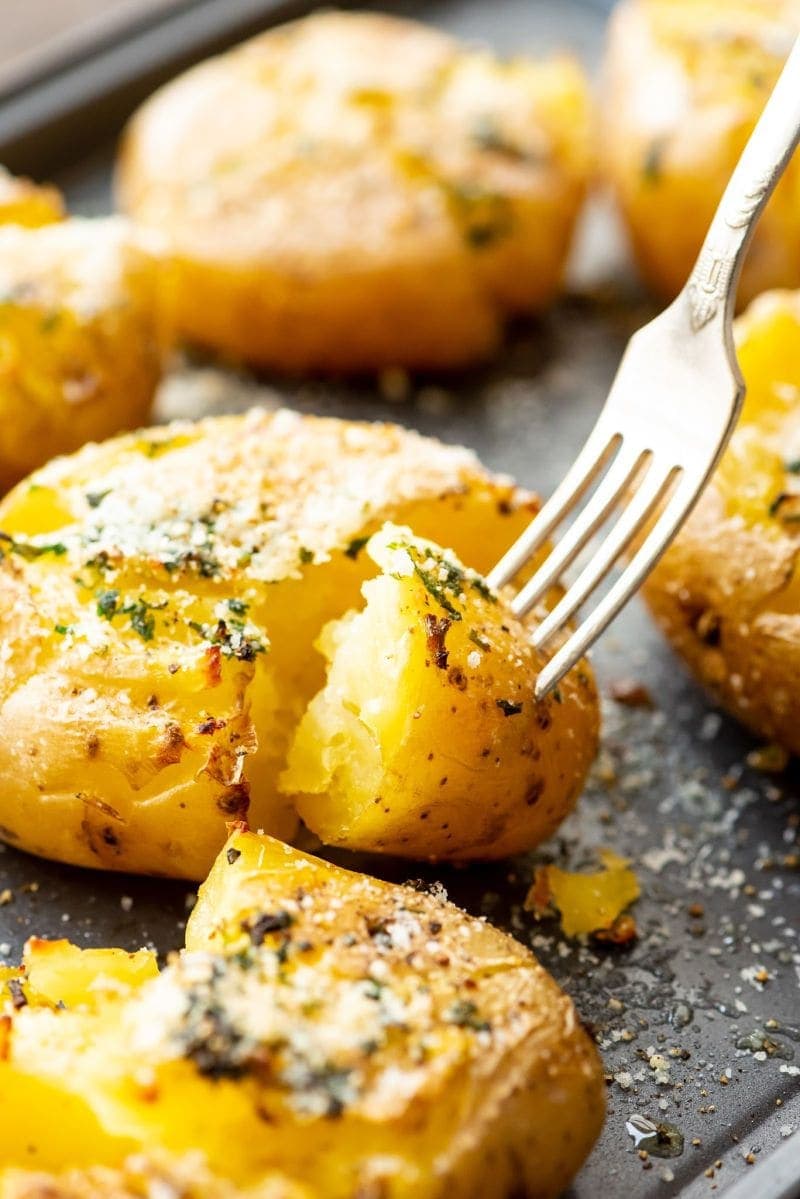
[{"left": 0, "top": 2, "right": 797, "bottom": 1197}]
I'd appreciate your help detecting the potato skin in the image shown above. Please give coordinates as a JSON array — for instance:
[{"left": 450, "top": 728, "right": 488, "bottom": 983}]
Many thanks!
[
  {"left": 0, "top": 830, "right": 604, "bottom": 1198},
  {"left": 285, "top": 528, "right": 599, "bottom": 860},
  {"left": 643, "top": 290, "right": 800, "bottom": 751},
  {"left": 0, "top": 409, "right": 577, "bottom": 878},
  {"left": 117, "top": 11, "right": 591, "bottom": 372},
  {"left": 603, "top": 0, "right": 800, "bottom": 305},
  {"left": 0, "top": 217, "right": 161, "bottom": 490}
]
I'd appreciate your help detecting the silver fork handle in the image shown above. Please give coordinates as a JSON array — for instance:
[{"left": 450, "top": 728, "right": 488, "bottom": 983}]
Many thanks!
[{"left": 683, "top": 34, "right": 800, "bottom": 341}]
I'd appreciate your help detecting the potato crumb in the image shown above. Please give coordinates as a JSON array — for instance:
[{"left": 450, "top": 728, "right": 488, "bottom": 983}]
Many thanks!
[{"left": 525, "top": 850, "right": 640, "bottom": 939}]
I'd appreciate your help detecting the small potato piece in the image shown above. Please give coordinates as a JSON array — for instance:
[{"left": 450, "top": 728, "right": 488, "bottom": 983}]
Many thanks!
[
  {"left": 0, "top": 217, "right": 161, "bottom": 490},
  {"left": 644, "top": 289, "right": 800, "bottom": 752},
  {"left": 603, "top": 0, "right": 800, "bottom": 305},
  {"left": 0, "top": 830, "right": 605, "bottom": 1198},
  {"left": 0, "top": 409, "right": 567, "bottom": 877},
  {"left": 0, "top": 167, "right": 64, "bottom": 227},
  {"left": 284, "top": 527, "right": 598, "bottom": 859},
  {"left": 117, "top": 12, "right": 591, "bottom": 372},
  {"left": 20, "top": 939, "right": 158, "bottom": 1009}
]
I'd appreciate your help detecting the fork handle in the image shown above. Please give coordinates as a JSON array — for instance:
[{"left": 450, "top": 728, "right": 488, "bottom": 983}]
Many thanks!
[{"left": 682, "top": 34, "right": 800, "bottom": 338}]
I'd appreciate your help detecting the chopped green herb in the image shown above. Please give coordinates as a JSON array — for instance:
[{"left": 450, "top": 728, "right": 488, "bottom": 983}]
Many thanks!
[
  {"left": 470, "top": 575, "right": 496, "bottom": 602},
  {"left": 85, "top": 489, "right": 111, "bottom": 509},
  {"left": 188, "top": 618, "right": 266, "bottom": 661},
  {"left": 160, "top": 544, "right": 221, "bottom": 579},
  {"left": 298, "top": 546, "right": 314, "bottom": 564},
  {"left": 0, "top": 534, "right": 67, "bottom": 562},
  {"left": 84, "top": 550, "right": 113, "bottom": 574},
  {"left": 124, "top": 599, "right": 156, "bottom": 641},
  {"left": 96, "top": 589, "right": 120, "bottom": 620},
  {"left": 642, "top": 138, "right": 667, "bottom": 185},
  {"left": 470, "top": 114, "right": 533, "bottom": 163},
  {"left": 388, "top": 543, "right": 466, "bottom": 620},
  {"left": 226, "top": 598, "right": 248, "bottom": 616},
  {"left": 54, "top": 623, "right": 73, "bottom": 635},
  {"left": 445, "top": 999, "right": 491, "bottom": 1031},
  {"left": 246, "top": 910, "right": 294, "bottom": 945},
  {"left": 469, "top": 628, "right": 491, "bottom": 651},
  {"left": 769, "top": 492, "right": 800, "bottom": 521},
  {"left": 139, "top": 437, "right": 178, "bottom": 459},
  {"left": 445, "top": 181, "right": 513, "bottom": 249},
  {"left": 284, "top": 1063, "right": 356, "bottom": 1118},
  {"left": 344, "top": 535, "right": 370, "bottom": 560},
  {"left": 786, "top": 460, "right": 800, "bottom": 475}
]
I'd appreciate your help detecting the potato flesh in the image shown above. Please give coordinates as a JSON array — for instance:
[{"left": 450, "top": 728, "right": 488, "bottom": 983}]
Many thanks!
[
  {"left": 0, "top": 830, "right": 605, "bottom": 1199},
  {"left": 18, "top": 940, "right": 158, "bottom": 1009},
  {"left": 285, "top": 531, "right": 599, "bottom": 860},
  {"left": 0, "top": 410, "right": 555, "bottom": 877},
  {"left": 118, "top": 12, "right": 591, "bottom": 371}
]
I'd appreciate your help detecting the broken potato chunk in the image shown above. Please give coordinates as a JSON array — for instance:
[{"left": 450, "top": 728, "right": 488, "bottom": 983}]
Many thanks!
[
  {"left": 0, "top": 829, "right": 605, "bottom": 1199},
  {"left": 285, "top": 526, "right": 598, "bottom": 859}
]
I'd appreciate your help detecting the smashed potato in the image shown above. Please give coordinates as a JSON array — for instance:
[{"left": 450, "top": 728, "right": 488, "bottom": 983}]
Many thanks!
[
  {"left": 117, "top": 11, "right": 591, "bottom": 372},
  {"left": 0, "top": 167, "right": 64, "bottom": 227},
  {"left": 603, "top": 0, "right": 800, "bottom": 304},
  {"left": 0, "top": 214, "right": 161, "bottom": 490},
  {"left": 285, "top": 526, "right": 597, "bottom": 859},
  {"left": 0, "top": 409, "right": 598, "bottom": 877},
  {"left": 0, "top": 828, "right": 605, "bottom": 1199},
  {"left": 644, "top": 289, "right": 800, "bottom": 752}
]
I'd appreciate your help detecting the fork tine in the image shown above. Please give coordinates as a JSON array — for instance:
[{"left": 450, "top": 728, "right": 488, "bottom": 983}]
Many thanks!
[
  {"left": 509, "top": 445, "right": 649, "bottom": 618},
  {"left": 531, "top": 462, "right": 681, "bottom": 649},
  {"left": 533, "top": 475, "right": 698, "bottom": 700},
  {"left": 485, "top": 425, "right": 621, "bottom": 591}
]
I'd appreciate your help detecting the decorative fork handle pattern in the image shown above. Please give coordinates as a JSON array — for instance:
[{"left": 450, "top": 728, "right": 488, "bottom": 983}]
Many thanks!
[{"left": 685, "top": 35, "right": 800, "bottom": 335}]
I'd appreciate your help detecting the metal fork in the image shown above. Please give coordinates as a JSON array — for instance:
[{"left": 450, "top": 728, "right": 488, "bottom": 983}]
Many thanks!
[{"left": 487, "top": 35, "right": 800, "bottom": 701}]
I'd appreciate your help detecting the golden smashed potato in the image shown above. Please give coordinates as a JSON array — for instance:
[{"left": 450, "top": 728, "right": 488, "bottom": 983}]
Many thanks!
[
  {"left": 0, "top": 166, "right": 64, "bottom": 227},
  {"left": 0, "top": 409, "right": 598, "bottom": 877},
  {"left": 0, "top": 213, "right": 161, "bottom": 491},
  {"left": 603, "top": 0, "right": 800, "bottom": 304},
  {"left": 285, "top": 526, "right": 597, "bottom": 859},
  {"left": 117, "top": 11, "right": 592, "bottom": 372},
  {"left": 0, "top": 828, "right": 605, "bottom": 1199},
  {"left": 644, "top": 289, "right": 800, "bottom": 752}
]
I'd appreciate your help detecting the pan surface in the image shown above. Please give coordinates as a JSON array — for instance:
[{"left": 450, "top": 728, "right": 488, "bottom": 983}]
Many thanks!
[{"left": 0, "top": 3, "right": 797, "bottom": 1196}]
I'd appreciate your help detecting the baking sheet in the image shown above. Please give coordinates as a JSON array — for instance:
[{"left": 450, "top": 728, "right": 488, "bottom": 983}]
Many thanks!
[{"left": 0, "top": 2, "right": 798, "bottom": 1196}]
